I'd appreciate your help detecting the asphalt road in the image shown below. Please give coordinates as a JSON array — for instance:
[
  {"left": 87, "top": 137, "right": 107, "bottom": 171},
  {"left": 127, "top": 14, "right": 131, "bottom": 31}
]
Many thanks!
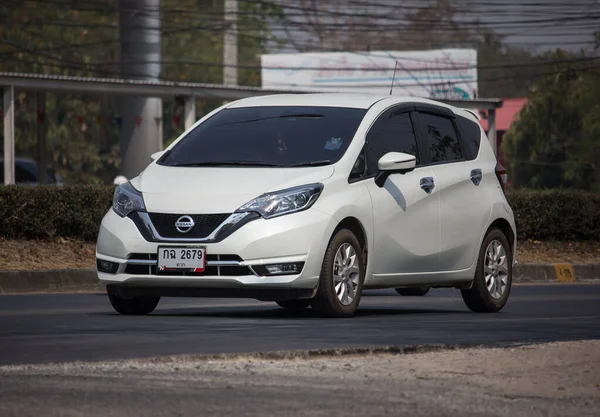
[{"left": 1, "top": 284, "right": 600, "bottom": 365}]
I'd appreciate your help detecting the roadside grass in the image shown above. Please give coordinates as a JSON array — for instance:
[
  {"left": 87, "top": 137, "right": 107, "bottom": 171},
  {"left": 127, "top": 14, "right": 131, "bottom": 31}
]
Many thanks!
[{"left": 1, "top": 238, "right": 599, "bottom": 271}]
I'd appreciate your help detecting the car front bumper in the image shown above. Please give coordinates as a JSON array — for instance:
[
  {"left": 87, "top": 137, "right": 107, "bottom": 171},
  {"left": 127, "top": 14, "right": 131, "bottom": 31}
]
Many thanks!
[{"left": 96, "top": 208, "right": 337, "bottom": 294}]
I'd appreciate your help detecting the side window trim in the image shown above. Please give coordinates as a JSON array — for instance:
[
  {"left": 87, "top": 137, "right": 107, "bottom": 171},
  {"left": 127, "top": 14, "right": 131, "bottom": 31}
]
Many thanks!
[
  {"left": 348, "top": 144, "right": 368, "bottom": 184},
  {"left": 348, "top": 104, "right": 418, "bottom": 183},
  {"left": 412, "top": 110, "right": 466, "bottom": 167},
  {"left": 450, "top": 117, "right": 468, "bottom": 162},
  {"left": 365, "top": 104, "right": 419, "bottom": 168},
  {"left": 413, "top": 103, "right": 455, "bottom": 118},
  {"left": 408, "top": 111, "right": 426, "bottom": 167}
]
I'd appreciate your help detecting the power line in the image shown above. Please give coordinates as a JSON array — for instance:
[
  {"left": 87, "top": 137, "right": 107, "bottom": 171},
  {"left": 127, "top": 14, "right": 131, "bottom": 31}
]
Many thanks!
[
  {"left": 5, "top": 35, "right": 598, "bottom": 73},
  {"left": 3, "top": 54, "right": 597, "bottom": 92},
  {"left": 256, "top": 63, "right": 600, "bottom": 89},
  {"left": 8, "top": 0, "right": 600, "bottom": 32}
]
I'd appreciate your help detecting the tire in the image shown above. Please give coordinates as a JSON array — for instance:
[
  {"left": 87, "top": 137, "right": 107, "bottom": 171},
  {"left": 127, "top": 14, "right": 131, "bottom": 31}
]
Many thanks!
[
  {"left": 311, "top": 229, "right": 365, "bottom": 318},
  {"left": 107, "top": 292, "right": 160, "bottom": 315},
  {"left": 276, "top": 299, "right": 312, "bottom": 311},
  {"left": 395, "top": 287, "right": 430, "bottom": 296},
  {"left": 461, "top": 228, "right": 512, "bottom": 313}
]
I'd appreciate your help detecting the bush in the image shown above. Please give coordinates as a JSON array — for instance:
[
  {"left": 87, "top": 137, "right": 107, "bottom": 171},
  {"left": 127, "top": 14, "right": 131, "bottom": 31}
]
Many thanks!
[
  {"left": 506, "top": 189, "right": 600, "bottom": 241},
  {"left": 0, "top": 186, "right": 598, "bottom": 242},
  {"left": 0, "top": 185, "right": 114, "bottom": 242}
]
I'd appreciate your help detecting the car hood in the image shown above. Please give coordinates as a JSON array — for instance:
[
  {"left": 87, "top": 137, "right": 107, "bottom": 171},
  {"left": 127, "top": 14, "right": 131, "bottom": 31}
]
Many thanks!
[{"left": 132, "top": 163, "right": 335, "bottom": 213}]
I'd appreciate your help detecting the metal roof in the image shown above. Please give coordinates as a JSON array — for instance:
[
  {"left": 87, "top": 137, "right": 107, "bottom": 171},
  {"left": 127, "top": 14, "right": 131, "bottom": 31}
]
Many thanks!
[{"left": 0, "top": 72, "right": 503, "bottom": 109}]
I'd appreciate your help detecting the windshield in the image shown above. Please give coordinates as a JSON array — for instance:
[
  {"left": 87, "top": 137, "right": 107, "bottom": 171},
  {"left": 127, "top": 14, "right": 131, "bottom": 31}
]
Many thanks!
[{"left": 159, "top": 106, "right": 367, "bottom": 167}]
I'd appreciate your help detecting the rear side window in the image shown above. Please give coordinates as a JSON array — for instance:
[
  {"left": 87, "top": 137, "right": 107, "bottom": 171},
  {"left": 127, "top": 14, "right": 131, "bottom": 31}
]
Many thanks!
[
  {"left": 456, "top": 116, "right": 482, "bottom": 160},
  {"left": 366, "top": 112, "right": 419, "bottom": 176},
  {"left": 417, "top": 113, "right": 463, "bottom": 163}
]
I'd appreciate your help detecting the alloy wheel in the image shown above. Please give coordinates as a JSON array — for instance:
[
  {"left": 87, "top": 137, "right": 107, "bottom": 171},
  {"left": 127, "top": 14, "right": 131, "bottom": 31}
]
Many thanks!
[
  {"left": 484, "top": 240, "right": 509, "bottom": 300},
  {"left": 333, "top": 243, "right": 360, "bottom": 306}
]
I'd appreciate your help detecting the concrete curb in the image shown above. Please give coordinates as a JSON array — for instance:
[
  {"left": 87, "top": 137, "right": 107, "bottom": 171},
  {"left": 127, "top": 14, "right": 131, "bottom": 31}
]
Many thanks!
[
  {"left": 514, "top": 264, "right": 600, "bottom": 283},
  {"left": 0, "top": 269, "right": 102, "bottom": 293},
  {"left": 0, "top": 264, "right": 598, "bottom": 294}
]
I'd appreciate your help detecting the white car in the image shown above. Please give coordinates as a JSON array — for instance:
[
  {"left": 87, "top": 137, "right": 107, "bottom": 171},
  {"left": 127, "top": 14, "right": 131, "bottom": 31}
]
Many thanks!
[{"left": 96, "top": 93, "right": 516, "bottom": 318}]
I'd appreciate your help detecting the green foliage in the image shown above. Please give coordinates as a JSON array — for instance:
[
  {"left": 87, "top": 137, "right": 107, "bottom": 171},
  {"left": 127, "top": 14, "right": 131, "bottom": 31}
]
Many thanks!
[
  {"left": 0, "top": 186, "right": 598, "bottom": 242},
  {"left": 0, "top": 185, "right": 114, "bottom": 242},
  {"left": 506, "top": 189, "right": 600, "bottom": 241},
  {"left": 0, "top": 1, "right": 281, "bottom": 183},
  {"left": 502, "top": 51, "right": 600, "bottom": 190}
]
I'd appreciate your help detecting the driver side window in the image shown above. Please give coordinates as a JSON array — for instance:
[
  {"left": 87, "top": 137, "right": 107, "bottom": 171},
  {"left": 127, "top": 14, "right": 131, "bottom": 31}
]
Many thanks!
[{"left": 365, "top": 111, "right": 420, "bottom": 177}]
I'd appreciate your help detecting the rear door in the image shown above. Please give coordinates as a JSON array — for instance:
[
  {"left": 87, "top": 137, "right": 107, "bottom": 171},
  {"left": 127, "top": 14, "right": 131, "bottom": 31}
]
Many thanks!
[
  {"left": 362, "top": 106, "right": 441, "bottom": 276},
  {"left": 412, "top": 109, "right": 491, "bottom": 272}
]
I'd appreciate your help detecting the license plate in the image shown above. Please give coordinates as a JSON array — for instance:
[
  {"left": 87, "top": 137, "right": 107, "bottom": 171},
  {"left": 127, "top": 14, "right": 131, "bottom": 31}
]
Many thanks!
[{"left": 158, "top": 246, "right": 206, "bottom": 272}]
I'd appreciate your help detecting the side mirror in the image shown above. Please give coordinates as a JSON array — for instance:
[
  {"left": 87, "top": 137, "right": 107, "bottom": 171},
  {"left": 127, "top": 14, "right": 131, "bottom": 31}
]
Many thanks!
[
  {"left": 375, "top": 152, "right": 417, "bottom": 188},
  {"left": 150, "top": 151, "right": 165, "bottom": 161},
  {"left": 378, "top": 152, "right": 416, "bottom": 172}
]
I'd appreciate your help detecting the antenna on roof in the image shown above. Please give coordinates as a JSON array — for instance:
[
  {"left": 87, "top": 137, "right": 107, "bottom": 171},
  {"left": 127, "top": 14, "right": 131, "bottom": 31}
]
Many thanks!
[{"left": 389, "top": 61, "right": 399, "bottom": 95}]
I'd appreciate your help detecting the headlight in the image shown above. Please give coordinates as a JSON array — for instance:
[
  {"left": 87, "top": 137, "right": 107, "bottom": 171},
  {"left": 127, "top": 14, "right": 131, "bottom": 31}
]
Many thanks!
[
  {"left": 112, "top": 182, "right": 146, "bottom": 217},
  {"left": 237, "top": 183, "right": 323, "bottom": 219}
]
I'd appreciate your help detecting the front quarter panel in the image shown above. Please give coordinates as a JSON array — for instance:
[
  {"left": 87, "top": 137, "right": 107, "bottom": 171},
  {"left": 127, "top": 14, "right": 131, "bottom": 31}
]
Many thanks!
[{"left": 313, "top": 176, "right": 375, "bottom": 282}]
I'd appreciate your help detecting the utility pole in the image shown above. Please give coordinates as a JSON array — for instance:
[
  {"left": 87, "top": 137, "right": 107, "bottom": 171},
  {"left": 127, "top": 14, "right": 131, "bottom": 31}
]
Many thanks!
[
  {"left": 119, "top": 0, "right": 163, "bottom": 180},
  {"left": 223, "top": 0, "right": 238, "bottom": 86}
]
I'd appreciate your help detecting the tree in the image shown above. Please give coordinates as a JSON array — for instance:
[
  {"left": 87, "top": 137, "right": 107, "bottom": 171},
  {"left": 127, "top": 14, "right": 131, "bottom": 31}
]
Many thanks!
[
  {"left": 501, "top": 50, "right": 600, "bottom": 190},
  {"left": 0, "top": 0, "right": 280, "bottom": 183}
]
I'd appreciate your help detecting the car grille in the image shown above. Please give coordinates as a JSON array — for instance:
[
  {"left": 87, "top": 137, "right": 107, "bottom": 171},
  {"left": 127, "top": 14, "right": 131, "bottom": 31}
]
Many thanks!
[
  {"left": 148, "top": 213, "right": 231, "bottom": 239},
  {"left": 124, "top": 254, "right": 253, "bottom": 276}
]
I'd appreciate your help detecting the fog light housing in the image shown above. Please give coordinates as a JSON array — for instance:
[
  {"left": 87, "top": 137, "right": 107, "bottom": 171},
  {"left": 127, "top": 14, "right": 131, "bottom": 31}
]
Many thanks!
[
  {"left": 97, "top": 259, "right": 119, "bottom": 274},
  {"left": 253, "top": 262, "right": 304, "bottom": 276}
]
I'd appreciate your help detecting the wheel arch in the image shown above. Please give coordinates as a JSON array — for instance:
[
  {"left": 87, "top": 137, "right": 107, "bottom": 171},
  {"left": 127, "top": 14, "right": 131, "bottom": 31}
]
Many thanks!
[
  {"left": 486, "top": 217, "right": 516, "bottom": 258},
  {"left": 335, "top": 217, "right": 368, "bottom": 265}
]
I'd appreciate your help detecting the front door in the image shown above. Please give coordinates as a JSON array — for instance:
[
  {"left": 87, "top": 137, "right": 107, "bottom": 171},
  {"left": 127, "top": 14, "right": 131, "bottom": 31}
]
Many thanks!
[{"left": 363, "top": 109, "right": 441, "bottom": 278}]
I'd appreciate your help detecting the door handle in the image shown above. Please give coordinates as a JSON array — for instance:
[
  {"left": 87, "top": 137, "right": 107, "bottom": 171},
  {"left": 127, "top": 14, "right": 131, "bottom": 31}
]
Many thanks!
[
  {"left": 420, "top": 177, "right": 435, "bottom": 194},
  {"left": 470, "top": 169, "right": 483, "bottom": 186}
]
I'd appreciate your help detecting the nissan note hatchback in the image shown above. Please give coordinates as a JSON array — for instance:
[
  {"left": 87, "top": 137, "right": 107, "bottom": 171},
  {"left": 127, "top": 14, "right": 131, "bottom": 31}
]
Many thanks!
[{"left": 96, "top": 93, "right": 517, "bottom": 318}]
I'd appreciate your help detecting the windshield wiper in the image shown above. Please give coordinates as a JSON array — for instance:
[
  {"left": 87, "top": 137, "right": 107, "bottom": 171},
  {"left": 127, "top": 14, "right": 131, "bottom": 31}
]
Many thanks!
[
  {"left": 169, "top": 161, "right": 283, "bottom": 167},
  {"left": 287, "top": 160, "right": 332, "bottom": 167}
]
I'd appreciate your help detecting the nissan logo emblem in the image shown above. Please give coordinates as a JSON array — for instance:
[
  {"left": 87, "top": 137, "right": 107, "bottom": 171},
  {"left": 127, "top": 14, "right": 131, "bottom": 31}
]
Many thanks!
[{"left": 175, "top": 215, "right": 195, "bottom": 233}]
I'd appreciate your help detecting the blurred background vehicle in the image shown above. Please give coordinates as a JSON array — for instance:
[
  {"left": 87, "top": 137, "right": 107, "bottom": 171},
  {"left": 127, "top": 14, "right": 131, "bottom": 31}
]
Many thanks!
[{"left": 0, "top": 158, "right": 62, "bottom": 185}]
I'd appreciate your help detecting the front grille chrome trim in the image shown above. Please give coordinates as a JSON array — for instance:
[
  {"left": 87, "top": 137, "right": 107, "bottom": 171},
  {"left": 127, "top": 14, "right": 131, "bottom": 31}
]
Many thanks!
[
  {"left": 137, "top": 212, "right": 250, "bottom": 243},
  {"left": 125, "top": 259, "right": 243, "bottom": 267},
  {"left": 126, "top": 259, "right": 157, "bottom": 265}
]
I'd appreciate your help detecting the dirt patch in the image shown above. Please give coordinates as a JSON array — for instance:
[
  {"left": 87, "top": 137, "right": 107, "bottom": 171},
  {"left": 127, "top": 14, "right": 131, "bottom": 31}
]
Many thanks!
[
  {"left": 0, "top": 239, "right": 95, "bottom": 270},
  {"left": 1, "top": 341, "right": 599, "bottom": 417},
  {"left": 517, "top": 240, "right": 600, "bottom": 264},
  {"left": 1, "top": 239, "right": 599, "bottom": 271}
]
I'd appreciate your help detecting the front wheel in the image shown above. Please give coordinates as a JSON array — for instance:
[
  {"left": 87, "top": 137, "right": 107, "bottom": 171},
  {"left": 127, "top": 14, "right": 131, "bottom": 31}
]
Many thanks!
[
  {"left": 461, "top": 228, "right": 512, "bottom": 313},
  {"left": 311, "top": 229, "right": 365, "bottom": 318},
  {"left": 107, "top": 291, "right": 160, "bottom": 315}
]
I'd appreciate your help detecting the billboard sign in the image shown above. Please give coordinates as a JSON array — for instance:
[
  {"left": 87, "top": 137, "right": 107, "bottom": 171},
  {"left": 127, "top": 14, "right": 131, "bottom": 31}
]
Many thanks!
[{"left": 261, "top": 49, "right": 478, "bottom": 99}]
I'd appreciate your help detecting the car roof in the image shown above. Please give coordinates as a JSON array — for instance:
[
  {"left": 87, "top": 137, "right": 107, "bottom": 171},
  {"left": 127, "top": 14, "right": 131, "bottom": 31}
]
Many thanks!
[
  {"left": 226, "top": 93, "right": 467, "bottom": 111},
  {"left": 0, "top": 157, "right": 37, "bottom": 166}
]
